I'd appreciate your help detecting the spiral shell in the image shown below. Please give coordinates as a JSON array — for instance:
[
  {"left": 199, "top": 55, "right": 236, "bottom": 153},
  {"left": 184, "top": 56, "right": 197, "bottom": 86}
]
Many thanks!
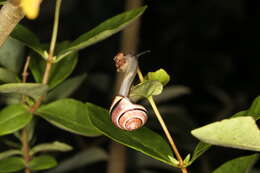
[{"left": 110, "top": 96, "right": 148, "bottom": 131}]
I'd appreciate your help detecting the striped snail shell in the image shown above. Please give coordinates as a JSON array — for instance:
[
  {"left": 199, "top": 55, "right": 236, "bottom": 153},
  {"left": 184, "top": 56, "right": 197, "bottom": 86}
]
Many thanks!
[{"left": 110, "top": 96, "right": 148, "bottom": 131}]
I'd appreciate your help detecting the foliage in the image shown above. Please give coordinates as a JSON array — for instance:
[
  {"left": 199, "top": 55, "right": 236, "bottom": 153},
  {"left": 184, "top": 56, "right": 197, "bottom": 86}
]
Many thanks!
[{"left": 0, "top": 1, "right": 259, "bottom": 173}]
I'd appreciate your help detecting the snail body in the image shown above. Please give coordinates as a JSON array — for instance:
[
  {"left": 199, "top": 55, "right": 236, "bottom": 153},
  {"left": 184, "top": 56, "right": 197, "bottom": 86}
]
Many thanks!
[{"left": 110, "top": 52, "right": 148, "bottom": 131}]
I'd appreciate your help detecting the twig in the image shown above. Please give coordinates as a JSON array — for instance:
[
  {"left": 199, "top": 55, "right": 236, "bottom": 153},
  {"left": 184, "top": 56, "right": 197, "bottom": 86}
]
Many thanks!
[
  {"left": 29, "top": 0, "right": 62, "bottom": 112},
  {"left": 137, "top": 67, "right": 188, "bottom": 173},
  {"left": 21, "top": 56, "right": 31, "bottom": 103},
  {"left": 19, "top": 55, "right": 32, "bottom": 173},
  {"left": 21, "top": 126, "right": 31, "bottom": 173},
  {"left": 22, "top": 56, "right": 31, "bottom": 83},
  {"left": 42, "top": 0, "right": 62, "bottom": 85}
]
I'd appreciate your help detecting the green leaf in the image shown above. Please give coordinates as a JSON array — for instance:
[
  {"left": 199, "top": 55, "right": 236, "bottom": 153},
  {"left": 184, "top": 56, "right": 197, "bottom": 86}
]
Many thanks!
[
  {"left": 0, "top": 157, "right": 24, "bottom": 173},
  {"left": 0, "top": 37, "right": 24, "bottom": 73},
  {"left": 0, "top": 83, "right": 48, "bottom": 100},
  {"left": 146, "top": 69, "right": 170, "bottom": 86},
  {"left": 0, "top": 104, "right": 32, "bottom": 136},
  {"left": 129, "top": 80, "right": 163, "bottom": 101},
  {"left": 28, "top": 155, "right": 57, "bottom": 171},
  {"left": 56, "top": 6, "right": 147, "bottom": 61},
  {"left": 188, "top": 142, "right": 211, "bottom": 165},
  {"left": 10, "top": 24, "right": 46, "bottom": 58},
  {"left": 46, "top": 147, "right": 107, "bottom": 173},
  {"left": 0, "top": 150, "right": 22, "bottom": 160},
  {"left": 212, "top": 154, "right": 259, "bottom": 173},
  {"left": 183, "top": 154, "right": 191, "bottom": 165},
  {"left": 244, "top": 96, "right": 260, "bottom": 120},
  {"left": 191, "top": 116, "right": 260, "bottom": 151},
  {"left": 30, "top": 42, "right": 78, "bottom": 89},
  {"left": 232, "top": 110, "right": 248, "bottom": 118},
  {"left": 87, "top": 103, "right": 175, "bottom": 166},
  {"left": 30, "top": 141, "right": 73, "bottom": 156},
  {"left": 36, "top": 99, "right": 101, "bottom": 137},
  {"left": 189, "top": 96, "right": 260, "bottom": 164},
  {"left": 0, "top": 68, "right": 18, "bottom": 83},
  {"left": 46, "top": 73, "right": 87, "bottom": 102}
]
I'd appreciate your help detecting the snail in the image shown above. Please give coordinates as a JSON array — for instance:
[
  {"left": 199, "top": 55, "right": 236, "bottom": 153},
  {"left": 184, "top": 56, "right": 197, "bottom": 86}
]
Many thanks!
[{"left": 109, "top": 52, "right": 148, "bottom": 131}]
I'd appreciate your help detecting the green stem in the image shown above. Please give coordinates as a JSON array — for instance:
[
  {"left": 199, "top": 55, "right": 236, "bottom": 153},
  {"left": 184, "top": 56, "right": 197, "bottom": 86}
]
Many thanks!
[
  {"left": 49, "top": 0, "right": 62, "bottom": 58},
  {"left": 137, "top": 67, "right": 188, "bottom": 173},
  {"left": 30, "top": 0, "right": 62, "bottom": 112},
  {"left": 42, "top": 0, "right": 62, "bottom": 84}
]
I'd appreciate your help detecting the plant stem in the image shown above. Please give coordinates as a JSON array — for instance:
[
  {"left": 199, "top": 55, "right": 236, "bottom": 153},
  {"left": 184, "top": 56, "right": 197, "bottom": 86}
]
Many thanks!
[
  {"left": 30, "top": 0, "right": 62, "bottom": 112},
  {"left": 49, "top": 0, "right": 61, "bottom": 58},
  {"left": 21, "top": 126, "right": 31, "bottom": 173},
  {"left": 20, "top": 55, "right": 32, "bottom": 173},
  {"left": 22, "top": 56, "right": 31, "bottom": 83},
  {"left": 42, "top": 0, "right": 62, "bottom": 84},
  {"left": 137, "top": 67, "right": 188, "bottom": 173},
  {"left": 21, "top": 56, "right": 31, "bottom": 104}
]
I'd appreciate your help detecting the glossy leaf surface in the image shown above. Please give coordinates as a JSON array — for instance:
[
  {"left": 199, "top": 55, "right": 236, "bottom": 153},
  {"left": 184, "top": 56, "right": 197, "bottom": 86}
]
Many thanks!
[
  {"left": 191, "top": 116, "right": 260, "bottom": 151},
  {"left": 28, "top": 155, "right": 57, "bottom": 170},
  {"left": 56, "top": 6, "right": 147, "bottom": 61},
  {"left": 0, "top": 104, "right": 32, "bottom": 136},
  {"left": 11, "top": 24, "right": 45, "bottom": 58},
  {"left": 0, "top": 83, "right": 48, "bottom": 100},
  {"left": 36, "top": 99, "right": 101, "bottom": 137},
  {"left": 87, "top": 102, "right": 176, "bottom": 166},
  {"left": 212, "top": 154, "right": 258, "bottom": 173},
  {"left": 0, "top": 157, "right": 24, "bottom": 173}
]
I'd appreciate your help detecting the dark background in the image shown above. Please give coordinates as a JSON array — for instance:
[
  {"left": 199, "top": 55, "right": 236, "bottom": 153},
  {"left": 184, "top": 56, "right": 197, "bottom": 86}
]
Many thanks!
[{"left": 19, "top": 0, "right": 260, "bottom": 172}]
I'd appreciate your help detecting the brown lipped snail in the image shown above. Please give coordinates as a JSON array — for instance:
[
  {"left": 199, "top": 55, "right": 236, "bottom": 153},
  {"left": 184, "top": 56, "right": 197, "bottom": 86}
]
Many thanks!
[{"left": 109, "top": 52, "right": 149, "bottom": 131}]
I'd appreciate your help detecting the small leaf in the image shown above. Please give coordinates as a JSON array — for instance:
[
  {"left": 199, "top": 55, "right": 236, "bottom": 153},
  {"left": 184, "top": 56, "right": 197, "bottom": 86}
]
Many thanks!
[
  {"left": 168, "top": 155, "right": 179, "bottom": 166},
  {"left": 0, "top": 68, "right": 18, "bottom": 83},
  {"left": 36, "top": 99, "right": 101, "bottom": 137},
  {"left": 244, "top": 96, "right": 260, "bottom": 120},
  {"left": 28, "top": 155, "right": 57, "bottom": 171},
  {"left": 188, "top": 142, "right": 211, "bottom": 165},
  {"left": 0, "top": 37, "right": 24, "bottom": 73},
  {"left": 87, "top": 103, "right": 175, "bottom": 167},
  {"left": 30, "top": 42, "right": 78, "bottom": 89},
  {"left": 46, "top": 73, "right": 87, "bottom": 102},
  {"left": 129, "top": 80, "right": 163, "bottom": 101},
  {"left": 56, "top": 6, "right": 147, "bottom": 61},
  {"left": 146, "top": 69, "right": 170, "bottom": 86},
  {"left": 0, "top": 157, "right": 24, "bottom": 173},
  {"left": 183, "top": 154, "right": 191, "bottom": 165},
  {"left": 11, "top": 24, "right": 46, "bottom": 58},
  {"left": 0, "top": 150, "right": 22, "bottom": 160},
  {"left": 212, "top": 154, "right": 259, "bottom": 173},
  {"left": 191, "top": 116, "right": 260, "bottom": 151},
  {"left": 30, "top": 141, "right": 73, "bottom": 156},
  {"left": 0, "top": 104, "right": 32, "bottom": 136},
  {"left": 46, "top": 147, "right": 107, "bottom": 173},
  {"left": 0, "top": 83, "right": 48, "bottom": 100}
]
